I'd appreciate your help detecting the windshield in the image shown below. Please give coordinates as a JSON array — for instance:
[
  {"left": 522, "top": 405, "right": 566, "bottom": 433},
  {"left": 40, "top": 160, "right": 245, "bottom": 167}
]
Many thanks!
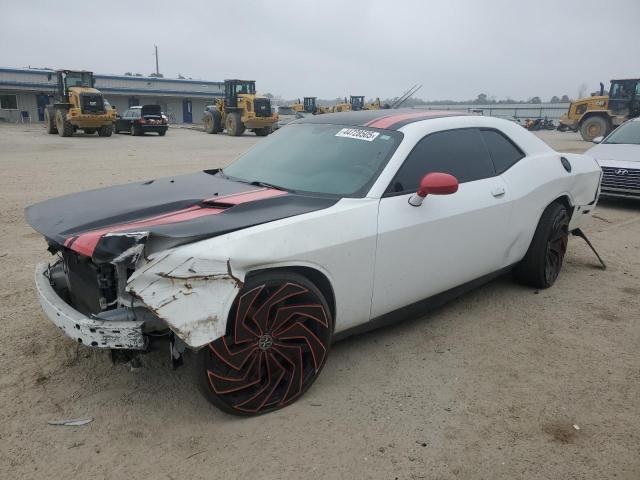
[
  {"left": 223, "top": 123, "right": 403, "bottom": 197},
  {"left": 64, "top": 71, "right": 92, "bottom": 88},
  {"left": 604, "top": 121, "right": 640, "bottom": 145}
]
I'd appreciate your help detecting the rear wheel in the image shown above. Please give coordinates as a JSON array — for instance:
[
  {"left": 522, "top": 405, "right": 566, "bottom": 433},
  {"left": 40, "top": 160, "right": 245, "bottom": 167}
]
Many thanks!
[
  {"left": 513, "top": 202, "right": 570, "bottom": 289},
  {"left": 226, "top": 112, "right": 244, "bottom": 136},
  {"left": 130, "top": 124, "right": 139, "bottom": 136},
  {"left": 158, "top": 129, "right": 166, "bottom": 136},
  {"left": 55, "top": 109, "right": 73, "bottom": 137},
  {"left": 44, "top": 108, "right": 57, "bottom": 134},
  {"left": 98, "top": 124, "right": 112, "bottom": 137},
  {"left": 580, "top": 116, "right": 608, "bottom": 141},
  {"left": 196, "top": 271, "right": 333, "bottom": 416}
]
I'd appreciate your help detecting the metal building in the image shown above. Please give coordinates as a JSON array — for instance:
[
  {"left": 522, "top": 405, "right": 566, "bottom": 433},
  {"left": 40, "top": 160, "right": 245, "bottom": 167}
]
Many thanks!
[{"left": 0, "top": 67, "right": 223, "bottom": 124}]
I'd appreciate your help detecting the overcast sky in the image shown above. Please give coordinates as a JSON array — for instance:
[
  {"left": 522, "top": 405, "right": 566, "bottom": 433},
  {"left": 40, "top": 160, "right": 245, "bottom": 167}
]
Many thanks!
[{"left": 1, "top": 0, "right": 638, "bottom": 101}]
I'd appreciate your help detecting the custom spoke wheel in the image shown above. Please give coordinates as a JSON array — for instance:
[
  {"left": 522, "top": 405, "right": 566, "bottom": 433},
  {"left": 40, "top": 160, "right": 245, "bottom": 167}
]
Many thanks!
[
  {"left": 514, "top": 202, "right": 570, "bottom": 289},
  {"left": 543, "top": 208, "right": 569, "bottom": 286},
  {"left": 197, "top": 272, "right": 333, "bottom": 416}
]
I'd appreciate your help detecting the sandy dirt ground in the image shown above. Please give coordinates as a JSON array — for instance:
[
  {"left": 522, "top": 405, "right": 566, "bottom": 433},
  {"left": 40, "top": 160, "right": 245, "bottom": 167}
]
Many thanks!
[{"left": 0, "top": 124, "right": 638, "bottom": 480}]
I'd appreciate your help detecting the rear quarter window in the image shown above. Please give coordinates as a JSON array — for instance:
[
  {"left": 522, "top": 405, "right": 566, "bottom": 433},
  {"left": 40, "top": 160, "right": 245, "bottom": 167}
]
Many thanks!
[{"left": 480, "top": 129, "right": 525, "bottom": 173}]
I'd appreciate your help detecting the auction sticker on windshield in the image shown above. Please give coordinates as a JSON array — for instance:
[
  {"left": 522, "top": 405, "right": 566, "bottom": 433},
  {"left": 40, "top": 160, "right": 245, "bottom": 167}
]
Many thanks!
[{"left": 335, "top": 128, "right": 380, "bottom": 142}]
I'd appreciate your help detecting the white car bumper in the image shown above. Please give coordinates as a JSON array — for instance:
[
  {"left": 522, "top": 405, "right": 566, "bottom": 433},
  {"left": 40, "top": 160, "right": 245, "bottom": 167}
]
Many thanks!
[{"left": 35, "top": 263, "right": 146, "bottom": 349}]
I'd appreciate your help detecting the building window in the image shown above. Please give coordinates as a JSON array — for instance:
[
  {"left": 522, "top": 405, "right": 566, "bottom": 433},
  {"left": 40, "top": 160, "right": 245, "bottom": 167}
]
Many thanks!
[{"left": 0, "top": 94, "right": 18, "bottom": 110}]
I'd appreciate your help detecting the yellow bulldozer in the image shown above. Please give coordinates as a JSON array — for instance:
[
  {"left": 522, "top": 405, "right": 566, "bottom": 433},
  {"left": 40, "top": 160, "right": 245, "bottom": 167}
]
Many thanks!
[
  {"left": 44, "top": 70, "right": 116, "bottom": 137},
  {"left": 203, "top": 79, "right": 278, "bottom": 136},
  {"left": 559, "top": 78, "right": 640, "bottom": 141}
]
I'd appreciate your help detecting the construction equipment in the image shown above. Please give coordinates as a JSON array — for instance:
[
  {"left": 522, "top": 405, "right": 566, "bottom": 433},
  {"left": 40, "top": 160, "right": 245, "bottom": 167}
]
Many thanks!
[
  {"left": 331, "top": 96, "right": 382, "bottom": 113},
  {"left": 559, "top": 79, "right": 640, "bottom": 141},
  {"left": 291, "top": 97, "right": 321, "bottom": 114},
  {"left": 203, "top": 79, "right": 277, "bottom": 136},
  {"left": 44, "top": 70, "right": 116, "bottom": 137}
]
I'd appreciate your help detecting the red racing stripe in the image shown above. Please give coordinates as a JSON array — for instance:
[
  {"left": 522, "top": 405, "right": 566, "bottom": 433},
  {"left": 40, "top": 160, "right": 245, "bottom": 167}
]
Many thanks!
[
  {"left": 365, "top": 111, "right": 459, "bottom": 129},
  {"left": 204, "top": 188, "right": 287, "bottom": 205},
  {"left": 65, "top": 188, "right": 287, "bottom": 257}
]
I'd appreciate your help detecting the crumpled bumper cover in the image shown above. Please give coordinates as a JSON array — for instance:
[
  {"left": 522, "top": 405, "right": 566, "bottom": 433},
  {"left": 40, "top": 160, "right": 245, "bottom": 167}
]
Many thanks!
[{"left": 35, "top": 263, "right": 146, "bottom": 350}]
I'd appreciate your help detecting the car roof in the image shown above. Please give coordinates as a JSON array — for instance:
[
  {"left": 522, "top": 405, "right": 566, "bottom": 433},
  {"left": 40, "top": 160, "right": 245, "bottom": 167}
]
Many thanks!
[{"left": 293, "top": 108, "right": 469, "bottom": 130}]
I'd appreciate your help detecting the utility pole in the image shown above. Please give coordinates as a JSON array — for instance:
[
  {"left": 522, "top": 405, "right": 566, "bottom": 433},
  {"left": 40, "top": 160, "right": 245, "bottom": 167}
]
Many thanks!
[{"left": 154, "top": 45, "right": 160, "bottom": 76}]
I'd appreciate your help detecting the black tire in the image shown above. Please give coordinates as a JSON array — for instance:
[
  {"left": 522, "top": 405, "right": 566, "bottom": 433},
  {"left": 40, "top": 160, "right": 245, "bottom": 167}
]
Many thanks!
[
  {"left": 55, "top": 109, "right": 73, "bottom": 137},
  {"left": 158, "top": 129, "right": 166, "bottom": 136},
  {"left": 83, "top": 128, "right": 96, "bottom": 135},
  {"left": 580, "top": 116, "right": 608, "bottom": 141},
  {"left": 254, "top": 127, "right": 271, "bottom": 137},
  {"left": 44, "top": 108, "right": 57, "bottom": 134},
  {"left": 98, "top": 124, "right": 112, "bottom": 137},
  {"left": 113, "top": 123, "right": 119, "bottom": 134},
  {"left": 211, "top": 109, "right": 222, "bottom": 133},
  {"left": 225, "top": 112, "right": 244, "bottom": 136},
  {"left": 130, "top": 124, "right": 139, "bottom": 136},
  {"left": 196, "top": 271, "right": 333, "bottom": 416},
  {"left": 203, "top": 110, "right": 222, "bottom": 134},
  {"left": 513, "top": 202, "right": 570, "bottom": 289}
]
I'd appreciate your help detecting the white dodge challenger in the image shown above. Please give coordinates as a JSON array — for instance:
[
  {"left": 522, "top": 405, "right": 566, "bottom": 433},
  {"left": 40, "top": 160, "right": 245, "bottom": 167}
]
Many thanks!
[{"left": 27, "top": 110, "right": 601, "bottom": 415}]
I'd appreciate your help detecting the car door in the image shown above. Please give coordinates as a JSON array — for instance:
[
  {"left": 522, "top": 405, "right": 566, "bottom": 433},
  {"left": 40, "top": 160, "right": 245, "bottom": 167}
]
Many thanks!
[{"left": 371, "top": 127, "right": 514, "bottom": 319}]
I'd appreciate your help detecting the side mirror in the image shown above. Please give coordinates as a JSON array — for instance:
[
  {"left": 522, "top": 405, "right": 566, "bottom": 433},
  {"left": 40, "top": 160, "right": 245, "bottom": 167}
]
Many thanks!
[
  {"left": 592, "top": 136, "right": 604, "bottom": 144},
  {"left": 408, "top": 172, "right": 459, "bottom": 207}
]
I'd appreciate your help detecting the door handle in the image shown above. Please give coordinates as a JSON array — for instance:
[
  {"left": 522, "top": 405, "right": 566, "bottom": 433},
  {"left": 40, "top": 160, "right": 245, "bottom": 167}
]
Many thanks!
[{"left": 491, "top": 186, "right": 506, "bottom": 197}]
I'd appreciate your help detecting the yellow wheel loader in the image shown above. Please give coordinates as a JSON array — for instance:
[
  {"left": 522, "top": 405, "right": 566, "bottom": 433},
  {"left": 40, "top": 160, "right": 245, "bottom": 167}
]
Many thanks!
[
  {"left": 559, "top": 78, "right": 640, "bottom": 141},
  {"left": 44, "top": 70, "right": 116, "bottom": 137},
  {"left": 203, "top": 80, "right": 278, "bottom": 136}
]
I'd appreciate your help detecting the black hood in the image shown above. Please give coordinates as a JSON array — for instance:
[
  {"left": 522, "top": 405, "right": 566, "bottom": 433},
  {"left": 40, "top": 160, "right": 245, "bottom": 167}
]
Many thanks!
[{"left": 25, "top": 170, "right": 338, "bottom": 262}]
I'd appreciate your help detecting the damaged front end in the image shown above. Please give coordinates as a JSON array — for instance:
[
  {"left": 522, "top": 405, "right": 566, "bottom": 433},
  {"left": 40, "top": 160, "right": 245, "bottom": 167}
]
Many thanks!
[
  {"left": 26, "top": 170, "right": 337, "bottom": 354},
  {"left": 36, "top": 232, "right": 167, "bottom": 351},
  {"left": 35, "top": 230, "right": 245, "bottom": 353}
]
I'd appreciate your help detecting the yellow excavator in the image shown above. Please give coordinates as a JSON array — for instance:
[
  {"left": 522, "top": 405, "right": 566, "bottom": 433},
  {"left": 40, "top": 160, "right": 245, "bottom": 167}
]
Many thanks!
[
  {"left": 203, "top": 79, "right": 278, "bottom": 136},
  {"left": 44, "top": 69, "right": 116, "bottom": 137}
]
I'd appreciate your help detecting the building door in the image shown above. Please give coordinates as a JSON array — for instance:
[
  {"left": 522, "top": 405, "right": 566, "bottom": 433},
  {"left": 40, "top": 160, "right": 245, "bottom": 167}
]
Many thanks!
[
  {"left": 128, "top": 97, "right": 139, "bottom": 108},
  {"left": 182, "top": 99, "right": 192, "bottom": 123},
  {"left": 36, "top": 94, "right": 50, "bottom": 121}
]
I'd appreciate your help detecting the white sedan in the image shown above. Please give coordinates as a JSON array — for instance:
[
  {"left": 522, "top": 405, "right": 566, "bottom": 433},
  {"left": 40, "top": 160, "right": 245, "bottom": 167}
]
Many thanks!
[
  {"left": 26, "top": 110, "right": 601, "bottom": 415},
  {"left": 588, "top": 117, "right": 640, "bottom": 199}
]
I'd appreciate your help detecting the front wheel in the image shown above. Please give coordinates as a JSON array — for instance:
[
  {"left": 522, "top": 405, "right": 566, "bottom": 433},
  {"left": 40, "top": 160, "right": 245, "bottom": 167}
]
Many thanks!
[
  {"left": 196, "top": 271, "right": 333, "bottom": 416},
  {"left": 580, "top": 116, "right": 608, "bottom": 141},
  {"left": 513, "top": 202, "right": 570, "bottom": 289},
  {"left": 225, "top": 112, "right": 244, "bottom": 136}
]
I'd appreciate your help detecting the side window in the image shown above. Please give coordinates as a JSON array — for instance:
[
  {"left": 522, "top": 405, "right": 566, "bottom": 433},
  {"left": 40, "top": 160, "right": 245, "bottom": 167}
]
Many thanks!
[
  {"left": 480, "top": 129, "right": 525, "bottom": 174},
  {"left": 386, "top": 128, "right": 495, "bottom": 195},
  {"left": 123, "top": 110, "right": 132, "bottom": 118}
]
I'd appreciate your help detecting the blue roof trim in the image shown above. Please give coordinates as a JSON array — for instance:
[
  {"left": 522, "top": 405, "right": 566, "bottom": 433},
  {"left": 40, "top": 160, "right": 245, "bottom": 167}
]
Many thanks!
[
  {"left": 0, "top": 67, "right": 223, "bottom": 86},
  {"left": 0, "top": 80, "right": 223, "bottom": 97}
]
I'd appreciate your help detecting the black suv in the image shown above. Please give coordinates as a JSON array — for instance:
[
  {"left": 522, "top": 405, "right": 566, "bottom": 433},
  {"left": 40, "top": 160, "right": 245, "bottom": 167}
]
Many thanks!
[{"left": 114, "top": 105, "right": 168, "bottom": 136}]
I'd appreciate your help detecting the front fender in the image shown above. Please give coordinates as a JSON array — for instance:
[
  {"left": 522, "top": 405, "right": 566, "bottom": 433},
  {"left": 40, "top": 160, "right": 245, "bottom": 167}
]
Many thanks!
[{"left": 127, "top": 251, "right": 246, "bottom": 348}]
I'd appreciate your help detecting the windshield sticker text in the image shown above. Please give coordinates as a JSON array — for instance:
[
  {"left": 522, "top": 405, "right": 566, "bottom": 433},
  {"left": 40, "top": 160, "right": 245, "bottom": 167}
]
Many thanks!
[{"left": 335, "top": 128, "right": 380, "bottom": 142}]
